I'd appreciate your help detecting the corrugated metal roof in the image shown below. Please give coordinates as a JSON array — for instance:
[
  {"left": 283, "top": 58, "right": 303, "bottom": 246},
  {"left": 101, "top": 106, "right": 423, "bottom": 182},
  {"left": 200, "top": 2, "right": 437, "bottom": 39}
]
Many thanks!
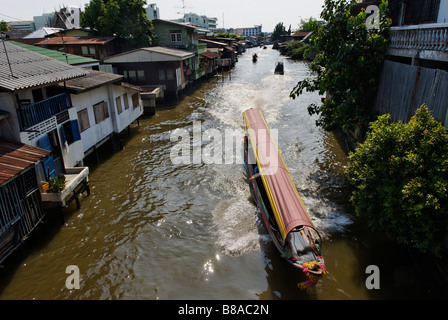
[
  {"left": 58, "top": 70, "right": 123, "bottom": 93},
  {"left": 9, "top": 41, "right": 99, "bottom": 66},
  {"left": 152, "top": 19, "right": 197, "bottom": 31},
  {"left": 0, "top": 41, "right": 89, "bottom": 92},
  {"left": 105, "top": 46, "right": 195, "bottom": 63},
  {"left": 23, "top": 27, "right": 64, "bottom": 39},
  {"left": 0, "top": 139, "right": 50, "bottom": 186},
  {"left": 38, "top": 36, "right": 116, "bottom": 45},
  {"left": 200, "top": 51, "right": 220, "bottom": 59},
  {"left": 142, "top": 46, "right": 195, "bottom": 58}
]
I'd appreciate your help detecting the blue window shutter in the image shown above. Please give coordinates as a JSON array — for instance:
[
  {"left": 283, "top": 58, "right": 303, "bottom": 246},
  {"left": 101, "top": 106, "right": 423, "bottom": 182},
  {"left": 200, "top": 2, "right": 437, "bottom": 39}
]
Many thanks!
[
  {"left": 43, "top": 155, "right": 57, "bottom": 178},
  {"left": 38, "top": 134, "right": 56, "bottom": 178},
  {"left": 38, "top": 134, "right": 52, "bottom": 151},
  {"left": 71, "top": 120, "right": 81, "bottom": 142},
  {"left": 59, "top": 125, "right": 66, "bottom": 145}
]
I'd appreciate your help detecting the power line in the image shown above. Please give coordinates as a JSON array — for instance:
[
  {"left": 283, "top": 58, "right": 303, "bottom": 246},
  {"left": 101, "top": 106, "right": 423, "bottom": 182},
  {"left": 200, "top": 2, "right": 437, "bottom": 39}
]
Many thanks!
[{"left": 0, "top": 12, "right": 30, "bottom": 22}]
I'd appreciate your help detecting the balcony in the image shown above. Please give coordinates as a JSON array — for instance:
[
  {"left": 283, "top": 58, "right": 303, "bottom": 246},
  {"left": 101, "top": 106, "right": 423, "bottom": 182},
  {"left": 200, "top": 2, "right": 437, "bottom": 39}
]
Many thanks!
[
  {"left": 388, "top": 23, "right": 448, "bottom": 63},
  {"left": 18, "top": 93, "right": 73, "bottom": 131},
  {"left": 41, "top": 166, "right": 90, "bottom": 210}
]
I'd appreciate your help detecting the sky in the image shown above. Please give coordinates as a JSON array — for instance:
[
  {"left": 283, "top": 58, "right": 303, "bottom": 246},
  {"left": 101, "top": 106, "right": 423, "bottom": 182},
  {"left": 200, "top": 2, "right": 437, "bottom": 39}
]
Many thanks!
[{"left": 0, "top": 0, "right": 325, "bottom": 33}]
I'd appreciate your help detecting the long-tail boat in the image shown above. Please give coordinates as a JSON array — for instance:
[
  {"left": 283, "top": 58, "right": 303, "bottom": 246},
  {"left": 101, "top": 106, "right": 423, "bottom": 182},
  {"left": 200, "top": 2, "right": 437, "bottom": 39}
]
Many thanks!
[{"left": 243, "top": 108, "right": 326, "bottom": 280}]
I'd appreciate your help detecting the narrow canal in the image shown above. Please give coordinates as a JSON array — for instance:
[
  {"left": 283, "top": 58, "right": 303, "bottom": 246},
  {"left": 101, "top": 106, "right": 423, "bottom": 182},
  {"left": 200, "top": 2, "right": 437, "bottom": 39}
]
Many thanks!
[{"left": 0, "top": 46, "right": 446, "bottom": 300}]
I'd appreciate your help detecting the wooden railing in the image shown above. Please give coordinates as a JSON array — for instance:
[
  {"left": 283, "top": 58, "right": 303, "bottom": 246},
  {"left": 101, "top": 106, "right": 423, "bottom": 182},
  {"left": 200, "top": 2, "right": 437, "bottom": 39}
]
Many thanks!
[
  {"left": 18, "top": 93, "right": 73, "bottom": 131},
  {"left": 389, "top": 23, "right": 448, "bottom": 51}
]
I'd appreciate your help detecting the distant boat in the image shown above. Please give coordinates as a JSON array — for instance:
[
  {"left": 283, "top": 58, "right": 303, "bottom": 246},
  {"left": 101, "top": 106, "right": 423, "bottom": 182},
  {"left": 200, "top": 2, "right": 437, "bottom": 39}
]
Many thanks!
[
  {"left": 243, "top": 109, "right": 326, "bottom": 285},
  {"left": 274, "top": 61, "right": 284, "bottom": 75},
  {"left": 252, "top": 53, "right": 258, "bottom": 62}
]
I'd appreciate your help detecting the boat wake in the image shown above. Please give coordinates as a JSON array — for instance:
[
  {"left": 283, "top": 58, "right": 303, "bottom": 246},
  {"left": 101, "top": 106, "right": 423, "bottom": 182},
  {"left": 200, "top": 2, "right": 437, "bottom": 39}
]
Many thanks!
[{"left": 209, "top": 165, "right": 263, "bottom": 256}]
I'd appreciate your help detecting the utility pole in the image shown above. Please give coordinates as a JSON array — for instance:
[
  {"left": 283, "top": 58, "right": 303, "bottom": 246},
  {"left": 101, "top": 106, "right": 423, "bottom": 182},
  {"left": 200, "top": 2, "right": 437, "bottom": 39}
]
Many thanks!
[{"left": 1, "top": 32, "right": 15, "bottom": 78}]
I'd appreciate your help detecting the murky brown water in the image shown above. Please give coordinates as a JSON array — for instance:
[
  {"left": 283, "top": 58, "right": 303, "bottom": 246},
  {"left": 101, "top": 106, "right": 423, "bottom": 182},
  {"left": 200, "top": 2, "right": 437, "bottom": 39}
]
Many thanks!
[{"left": 1, "top": 46, "right": 447, "bottom": 300}]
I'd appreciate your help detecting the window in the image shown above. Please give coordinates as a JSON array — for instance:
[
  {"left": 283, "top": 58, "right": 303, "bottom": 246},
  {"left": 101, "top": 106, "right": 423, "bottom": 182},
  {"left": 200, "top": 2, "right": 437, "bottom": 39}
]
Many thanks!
[
  {"left": 170, "top": 32, "right": 182, "bottom": 42},
  {"left": 132, "top": 93, "right": 140, "bottom": 109},
  {"left": 77, "top": 109, "right": 90, "bottom": 132},
  {"left": 60, "top": 120, "right": 81, "bottom": 145},
  {"left": 81, "top": 46, "right": 96, "bottom": 56},
  {"left": 93, "top": 101, "right": 109, "bottom": 124},
  {"left": 166, "top": 69, "right": 174, "bottom": 80},
  {"left": 123, "top": 93, "right": 129, "bottom": 110},
  {"left": 124, "top": 70, "right": 145, "bottom": 82},
  {"left": 128, "top": 70, "right": 137, "bottom": 81},
  {"left": 159, "top": 69, "right": 175, "bottom": 81},
  {"left": 116, "top": 96, "right": 123, "bottom": 114},
  {"left": 137, "top": 70, "right": 145, "bottom": 81}
]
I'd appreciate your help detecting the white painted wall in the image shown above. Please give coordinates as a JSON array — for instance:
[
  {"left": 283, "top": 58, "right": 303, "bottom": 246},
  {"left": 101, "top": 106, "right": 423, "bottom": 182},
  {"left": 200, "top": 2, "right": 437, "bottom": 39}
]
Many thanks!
[
  {"left": 70, "top": 83, "right": 142, "bottom": 154},
  {"left": 111, "top": 84, "right": 143, "bottom": 133},
  {"left": 61, "top": 107, "right": 84, "bottom": 167},
  {"left": 71, "top": 87, "right": 114, "bottom": 153}
]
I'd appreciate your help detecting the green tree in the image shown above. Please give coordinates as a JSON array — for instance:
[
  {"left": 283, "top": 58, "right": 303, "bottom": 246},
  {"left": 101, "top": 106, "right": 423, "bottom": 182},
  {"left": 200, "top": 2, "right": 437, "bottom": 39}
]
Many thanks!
[
  {"left": 290, "top": 0, "right": 391, "bottom": 133},
  {"left": 81, "top": 0, "right": 155, "bottom": 47},
  {"left": 214, "top": 32, "right": 244, "bottom": 40},
  {"left": 0, "top": 20, "right": 9, "bottom": 31},
  {"left": 346, "top": 106, "right": 448, "bottom": 257},
  {"left": 271, "top": 22, "right": 287, "bottom": 42},
  {"left": 296, "top": 17, "right": 316, "bottom": 32},
  {"left": 285, "top": 41, "right": 307, "bottom": 60}
]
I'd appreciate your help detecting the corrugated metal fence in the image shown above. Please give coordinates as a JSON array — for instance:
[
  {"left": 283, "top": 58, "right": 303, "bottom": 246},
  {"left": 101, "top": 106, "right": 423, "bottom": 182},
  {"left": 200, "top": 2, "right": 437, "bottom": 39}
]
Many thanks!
[{"left": 374, "top": 59, "right": 448, "bottom": 127}]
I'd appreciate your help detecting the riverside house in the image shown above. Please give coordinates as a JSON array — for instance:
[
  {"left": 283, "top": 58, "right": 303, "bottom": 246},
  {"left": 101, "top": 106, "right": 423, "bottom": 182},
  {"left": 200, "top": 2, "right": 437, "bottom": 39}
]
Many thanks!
[
  {"left": 0, "top": 40, "right": 143, "bottom": 263},
  {"left": 0, "top": 139, "right": 51, "bottom": 264},
  {"left": 0, "top": 41, "right": 89, "bottom": 263},
  {"left": 152, "top": 19, "right": 209, "bottom": 81},
  {"left": 0, "top": 41, "right": 143, "bottom": 209},
  {"left": 58, "top": 70, "right": 143, "bottom": 159},
  {"left": 13, "top": 35, "right": 130, "bottom": 63},
  {"left": 104, "top": 46, "right": 195, "bottom": 98}
]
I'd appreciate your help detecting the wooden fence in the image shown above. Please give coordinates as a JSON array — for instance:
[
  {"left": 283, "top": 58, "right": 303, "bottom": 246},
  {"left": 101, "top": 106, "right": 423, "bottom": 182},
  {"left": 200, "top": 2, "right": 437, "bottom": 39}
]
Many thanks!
[{"left": 374, "top": 59, "right": 448, "bottom": 127}]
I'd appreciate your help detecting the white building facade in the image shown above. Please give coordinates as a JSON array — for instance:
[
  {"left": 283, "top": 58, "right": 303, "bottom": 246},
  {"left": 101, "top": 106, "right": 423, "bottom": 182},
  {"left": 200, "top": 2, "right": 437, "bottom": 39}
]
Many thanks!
[
  {"left": 180, "top": 13, "right": 218, "bottom": 30},
  {"left": 235, "top": 25, "right": 262, "bottom": 37},
  {"left": 146, "top": 3, "right": 160, "bottom": 20}
]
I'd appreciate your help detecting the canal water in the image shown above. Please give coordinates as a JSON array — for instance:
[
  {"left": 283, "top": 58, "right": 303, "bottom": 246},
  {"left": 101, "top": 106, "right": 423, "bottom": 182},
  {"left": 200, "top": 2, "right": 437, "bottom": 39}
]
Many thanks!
[{"left": 1, "top": 46, "right": 446, "bottom": 300}]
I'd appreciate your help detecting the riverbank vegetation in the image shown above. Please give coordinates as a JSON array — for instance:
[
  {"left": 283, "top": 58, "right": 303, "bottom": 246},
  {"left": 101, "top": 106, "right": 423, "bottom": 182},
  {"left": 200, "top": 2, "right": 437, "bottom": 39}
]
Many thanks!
[
  {"left": 289, "top": 0, "right": 391, "bottom": 133},
  {"left": 284, "top": 41, "right": 307, "bottom": 60},
  {"left": 346, "top": 106, "right": 448, "bottom": 258},
  {"left": 214, "top": 32, "right": 244, "bottom": 41}
]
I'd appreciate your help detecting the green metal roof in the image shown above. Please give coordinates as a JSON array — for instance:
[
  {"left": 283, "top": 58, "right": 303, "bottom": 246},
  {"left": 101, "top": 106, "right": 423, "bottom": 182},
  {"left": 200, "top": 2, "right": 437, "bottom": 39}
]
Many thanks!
[{"left": 9, "top": 41, "right": 99, "bottom": 67}]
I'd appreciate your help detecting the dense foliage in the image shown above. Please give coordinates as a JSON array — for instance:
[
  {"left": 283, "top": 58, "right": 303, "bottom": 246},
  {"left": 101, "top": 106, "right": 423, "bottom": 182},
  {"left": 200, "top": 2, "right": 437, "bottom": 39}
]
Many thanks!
[
  {"left": 290, "top": 0, "right": 391, "bottom": 133},
  {"left": 284, "top": 41, "right": 307, "bottom": 60},
  {"left": 296, "top": 18, "right": 318, "bottom": 32},
  {"left": 271, "top": 22, "right": 287, "bottom": 42},
  {"left": 214, "top": 32, "right": 244, "bottom": 41},
  {"left": 81, "top": 0, "right": 155, "bottom": 47},
  {"left": 0, "top": 20, "right": 9, "bottom": 31},
  {"left": 346, "top": 106, "right": 448, "bottom": 257}
]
